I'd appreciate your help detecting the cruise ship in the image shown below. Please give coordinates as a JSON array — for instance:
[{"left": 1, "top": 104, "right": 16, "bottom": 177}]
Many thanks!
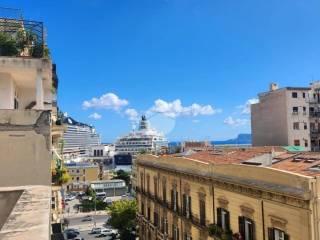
[
  {"left": 115, "top": 115, "right": 168, "bottom": 157},
  {"left": 62, "top": 116, "right": 101, "bottom": 158}
]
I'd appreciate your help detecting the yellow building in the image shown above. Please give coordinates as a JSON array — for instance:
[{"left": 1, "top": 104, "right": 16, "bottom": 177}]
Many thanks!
[
  {"left": 134, "top": 147, "right": 320, "bottom": 240},
  {"left": 65, "top": 163, "right": 100, "bottom": 191}
]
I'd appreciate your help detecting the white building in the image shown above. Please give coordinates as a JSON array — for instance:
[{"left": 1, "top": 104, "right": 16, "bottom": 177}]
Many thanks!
[
  {"left": 90, "top": 179, "right": 127, "bottom": 197},
  {"left": 115, "top": 115, "right": 168, "bottom": 156}
]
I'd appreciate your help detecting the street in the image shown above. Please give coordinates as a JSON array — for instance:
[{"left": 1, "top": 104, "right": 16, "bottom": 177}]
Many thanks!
[{"left": 64, "top": 199, "right": 111, "bottom": 240}]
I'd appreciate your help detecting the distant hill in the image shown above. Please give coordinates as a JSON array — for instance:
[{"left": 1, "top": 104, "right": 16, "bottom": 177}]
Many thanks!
[
  {"left": 213, "top": 133, "right": 252, "bottom": 145},
  {"left": 168, "top": 133, "right": 252, "bottom": 147}
]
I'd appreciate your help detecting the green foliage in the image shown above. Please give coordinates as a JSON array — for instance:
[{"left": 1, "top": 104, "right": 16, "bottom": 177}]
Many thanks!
[
  {"left": 0, "top": 32, "right": 18, "bottom": 56},
  {"left": 107, "top": 200, "right": 137, "bottom": 240},
  {"left": 86, "top": 187, "right": 96, "bottom": 198},
  {"left": 112, "top": 170, "right": 130, "bottom": 186},
  {"left": 81, "top": 199, "right": 107, "bottom": 212}
]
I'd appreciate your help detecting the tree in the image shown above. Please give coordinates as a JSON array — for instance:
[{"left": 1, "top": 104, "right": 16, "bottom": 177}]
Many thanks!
[
  {"left": 107, "top": 200, "right": 137, "bottom": 240},
  {"left": 112, "top": 170, "right": 130, "bottom": 186},
  {"left": 0, "top": 32, "right": 18, "bottom": 56}
]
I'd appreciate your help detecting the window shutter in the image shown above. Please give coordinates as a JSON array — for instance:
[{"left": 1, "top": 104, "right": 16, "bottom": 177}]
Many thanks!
[
  {"left": 284, "top": 234, "right": 290, "bottom": 240},
  {"left": 250, "top": 220, "right": 255, "bottom": 240},
  {"left": 225, "top": 210, "right": 230, "bottom": 231},
  {"left": 176, "top": 191, "right": 179, "bottom": 212},
  {"left": 172, "top": 225, "right": 174, "bottom": 239},
  {"left": 177, "top": 227, "right": 179, "bottom": 240},
  {"left": 188, "top": 196, "right": 192, "bottom": 219},
  {"left": 171, "top": 189, "right": 174, "bottom": 209},
  {"left": 183, "top": 194, "right": 186, "bottom": 216},
  {"left": 268, "top": 228, "right": 275, "bottom": 240},
  {"left": 238, "top": 216, "right": 245, "bottom": 237},
  {"left": 217, "top": 208, "right": 222, "bottom": 227}
]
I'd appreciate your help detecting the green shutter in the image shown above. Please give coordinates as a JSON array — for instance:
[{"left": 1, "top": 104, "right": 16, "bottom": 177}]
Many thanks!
[
  {"left": 225, "top": 210, "right": 230, "bottom": 231},
  {"left": 217, "top": 208, "right": 222, "bottom": 227},
  {"left": 284, "top": 233, "right": 290, "bottom": 240},
  {"left": 238, "top": 216, "right": 245, "bottom": 237},
  {"left": 268, "top": 228, "right": 275, "bottom": 240}
]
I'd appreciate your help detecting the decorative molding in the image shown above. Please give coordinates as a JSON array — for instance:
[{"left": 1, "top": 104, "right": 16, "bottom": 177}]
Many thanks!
[
  {"left": 269, "top": 215, "right": 288, "bottom": 229},
  {"left": 240, "top": 204, "right": 255, "bottom": 218},
  {"left": 218, "top": 196, "right": 229, "bottom": 208}
]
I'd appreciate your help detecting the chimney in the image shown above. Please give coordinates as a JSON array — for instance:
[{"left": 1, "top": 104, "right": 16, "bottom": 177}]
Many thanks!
[{"left": 270, "top": 83, "right": 278, "bottom": 91}]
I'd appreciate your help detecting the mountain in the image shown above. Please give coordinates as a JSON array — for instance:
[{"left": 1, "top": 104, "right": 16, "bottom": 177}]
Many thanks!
[{"left": 213, "top": 133, "right": 252, "bottom": 145}]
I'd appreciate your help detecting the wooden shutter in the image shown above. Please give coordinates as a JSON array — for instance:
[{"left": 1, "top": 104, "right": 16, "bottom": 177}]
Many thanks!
[
  {"left": 238, "top": 216, "right": 245, "bottom": 237},
  {"left": 188, "top": 196, "right": 192, "bottom": 219},
  {"left": 177, "top": 227, "right": 179, "bottom": 240},
  {"left": 225, "top": 210, "right": 230, "bottom": 231},
  {"left": 250, "top": 220, "right": 255, "bottom": 240},
  {"left": 284, "top": 234, "right": 290, "bottom": 240},
  {"left": 268, "top": 228, "right": 275, "bottom": 240},
  {"left": 183, "top": 194, "right": 186, "bottom": 216},
  {"left": 217, "top": 208, "right": 222, "bottom": 227},
  {"left": 171, "top": 189, "right": 174, "bottom": 209},
  {"left": 172, "top": 224, "right": 174, "bottom": 240},
  {"left": 176, "top": 191, "right": 179, "bottom": 212}
]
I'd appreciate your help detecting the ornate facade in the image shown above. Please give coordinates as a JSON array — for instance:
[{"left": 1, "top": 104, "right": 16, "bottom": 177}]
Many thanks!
[{"left": 134, "top": 150, "right": 320, "bottom": 240}]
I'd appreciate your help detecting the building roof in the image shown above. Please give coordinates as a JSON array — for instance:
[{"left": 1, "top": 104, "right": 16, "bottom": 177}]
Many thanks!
[
  {"left": 179, "top": 146, "right": 284, "bottom": 164},
  {"left": 272, "top": 152, "right": 320, "bottom": 177},
  {"left": 65, "top": 162, "right": 98, "bottom": 169}
]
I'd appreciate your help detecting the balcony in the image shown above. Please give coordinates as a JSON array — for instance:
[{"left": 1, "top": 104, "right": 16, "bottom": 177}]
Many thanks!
[
  {"left": 0, "top": 17, "right": 47, "bottom": 58},
  {"left": 0, "top": 185, "right": 51, "bottom": 240},
  {"left": 309, "top": 112, "right": 320, "bottom": 118}
]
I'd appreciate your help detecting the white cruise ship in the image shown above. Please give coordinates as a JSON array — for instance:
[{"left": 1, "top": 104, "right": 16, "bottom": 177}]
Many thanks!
[
  {"left": 62, "top": 116, "right": 101, "bottom": 158},
  {"left": 115, "top": 115, "right": 168, "bottom": 156}
]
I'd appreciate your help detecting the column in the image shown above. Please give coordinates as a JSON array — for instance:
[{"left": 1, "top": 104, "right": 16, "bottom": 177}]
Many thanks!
[{"left": 35, "top": 68, "right": 44, "bottom": 110}]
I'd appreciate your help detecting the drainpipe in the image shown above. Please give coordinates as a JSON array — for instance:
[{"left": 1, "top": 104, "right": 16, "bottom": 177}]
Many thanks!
[{"left": 261, "top": 200, "right": 265, "bottom": 240}]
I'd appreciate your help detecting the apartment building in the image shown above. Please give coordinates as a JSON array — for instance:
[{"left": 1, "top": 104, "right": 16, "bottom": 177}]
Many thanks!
[
  {"left": 252, "top": 82, "right": 320, "bottom": 151},
  {"left": 65, "top": 162, "right": 100, "bottom": 191},
  {"left": 0, "top": 17, "right": 57, "bottom": 240},
  {"left": 134, "top": 147, "right": 320, "bottom": 240}
]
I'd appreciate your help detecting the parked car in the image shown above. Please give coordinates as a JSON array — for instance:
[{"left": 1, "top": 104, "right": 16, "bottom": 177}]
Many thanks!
[
  {"left": 65, "top": 228, "right": 80, "bottom": 235},
  {"left": 74, "top": 237, "right": 84, "bottom": 240},
  {"left": 65, "top": 195, "right": 76, "bottom": 201},
  {"left": 82, "top": 215, "right": 93, "bottom": 222},
  {"left": 65, "top": 231, "right": 78, "bottom": 239},
  {"left": 90, "top": 227, "right": 102, "bottom": 234}
]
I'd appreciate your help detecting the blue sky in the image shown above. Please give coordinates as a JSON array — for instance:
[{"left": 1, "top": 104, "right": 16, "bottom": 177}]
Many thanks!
[{"left": 2, "top": 0, "right": 320, "bottom": 142}]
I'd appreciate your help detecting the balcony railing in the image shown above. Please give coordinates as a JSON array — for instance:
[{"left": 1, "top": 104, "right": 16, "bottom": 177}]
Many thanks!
[
  {"left": 0, "top": 17, "right": 46, "bottom": 58},
  {"left": 309, "top": 112, "right": 320, "bottom": 118}
]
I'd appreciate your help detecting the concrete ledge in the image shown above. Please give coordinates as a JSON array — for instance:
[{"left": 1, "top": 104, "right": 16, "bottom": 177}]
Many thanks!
[{"left": 0, "top": 185, "right": 51, "bottom": 240}]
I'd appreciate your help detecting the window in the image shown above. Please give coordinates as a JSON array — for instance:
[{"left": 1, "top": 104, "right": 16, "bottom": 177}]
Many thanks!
[
  {"left": 141, "top": 202, "right": 145, "bottom": 215},
  {"left": 154, "top": 212, "right": 159, "bottom": 227},
  {"left": 217, "top": 208, "right": 230, "bottom": 231},
  {"left": 305, "top": 140, "right": 308, "bottom": 148},
  {"left": 302, "top": 92, "right": 306, "bottom": 98},
  {"left": 147, "top": 207, "right": 151, "bottom": 220},
  {"left": 183, "top": 194, "right": 192, "bottom": 219},
  {"left": 162, "top": 181, "right": 167, "bottom": 203},
  {"left": 311, "top": 122, "right": 315, "bottom": 130},
  {"left": 294, "top": 139, "right": 300, "bottom": 146},
  {"left": 140, "top": 173, "right": 144, "bottom": 191},
  {"left": 292, "top": 107, "right": 298, "bottom": 114},
  {"left": 268, "top": 228, "right": 289, "bottom": 240},
  {"left": 303, "top": 106, "right": 306, "bottom": 114},
  {"left": 76, "top": 177, "right": 79, "bottom": 181},
  {"left": 172, "top": 225, "right": 179, "bottom": 240},
  {"left": 199, "top": 199, "right": 206, "bottom": 226},
  {"left": 171, "top": 188, "right": 179, "bottom": 212},
  {"left": 239, "top": 216, "right": 255, "bottom": 240},
  {"left": 154, "top": 177, "right": 158, "bottom": 198},
  {"left": 76, "top": 169, "right": 79, "bottom": 173},
  {"left": 293, "top": 122, "right": 299, "bottom": 130},
  {"left": 292, "top": 92, "right": 298, "bottom": 98},
  {"left": 161, "top": 218, "right": 168, "bottom": 234},
  {"left": 184, "top": 233, "right": 192, "bottom": 240},
  {"left": 146, "top": 175, "right": 150, "bottom": 194}
]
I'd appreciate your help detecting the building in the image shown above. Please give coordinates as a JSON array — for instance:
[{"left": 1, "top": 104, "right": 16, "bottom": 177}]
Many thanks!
[
  {"left": 252, "top": 82, "right": 320, "bottom": 151},
  {"left": 65, "top": 162, "right": 100, "bottom": 191},
  {"left": 90, "top": 179, "right": 127, "bottom": 197},
  {"left": 86, "top": 144, "right": 115, "bottom": 163},
  {"left": 62, "top": 116, "right": 101, "bottom": 158},
  {"left": 181, "top": 141, "right": 213, "bottom": 152},
  {"left": 0, "top": 16, "right": 57, "bottom": 240},
  {"left": 115, "top": 115, "right": 168, "bottom": 156},
  {"left": 134, "top": 147, "right": 320, "bottom": 240}
]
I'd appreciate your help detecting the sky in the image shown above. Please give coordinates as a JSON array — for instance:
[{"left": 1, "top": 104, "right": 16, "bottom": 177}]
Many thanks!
[{"left": 2, "top": 0, "right": 320, "bottom": 142}]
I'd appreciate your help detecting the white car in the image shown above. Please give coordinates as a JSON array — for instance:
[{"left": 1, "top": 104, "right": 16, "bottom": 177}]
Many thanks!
[{"left": 90, "top": 227, "right": 102, "bottom": 234}]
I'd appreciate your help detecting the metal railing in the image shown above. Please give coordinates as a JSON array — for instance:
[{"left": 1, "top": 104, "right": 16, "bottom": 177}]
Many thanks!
[{"left": 0, "top": 17, "right": 45, "bottom": 58}]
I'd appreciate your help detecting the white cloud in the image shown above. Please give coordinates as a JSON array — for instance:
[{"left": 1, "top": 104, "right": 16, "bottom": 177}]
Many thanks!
[
  {"left": 192, "top": 119, "right": 200, "bottom": 123},
  {"left": 125, "top": 108, "right": 139, "bottom": 121},
  {"left": 223, "top": 116, "right": 249, "bottom": 126},
  {"left": 82, "top": 93, "right": 128, "bottom": 110},
  {"left": 149, "top": 99, "right": 222, "bottom": 118},
  {"left": 237, "top": 98, "right": 259, "bottom": 114},
  {"left": 88, "top": 112, "right": 102, "bottom": 120}
]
